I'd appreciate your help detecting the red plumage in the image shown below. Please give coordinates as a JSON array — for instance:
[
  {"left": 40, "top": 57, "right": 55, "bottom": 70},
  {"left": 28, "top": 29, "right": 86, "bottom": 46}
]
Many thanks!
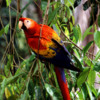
[{"left": 19, "top": 17, "right": 80, "bottom": 100}]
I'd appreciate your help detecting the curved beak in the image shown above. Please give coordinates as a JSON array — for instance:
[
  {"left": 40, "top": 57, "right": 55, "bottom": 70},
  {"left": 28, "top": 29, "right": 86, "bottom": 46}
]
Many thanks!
[{"left": 18, "top": 21, "right": 23, "bottom": 29}]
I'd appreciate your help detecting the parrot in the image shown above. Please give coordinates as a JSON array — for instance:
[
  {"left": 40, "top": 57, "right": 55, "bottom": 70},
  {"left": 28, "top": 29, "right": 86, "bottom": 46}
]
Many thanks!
[{"left": 18, "top": 17, "right": 80, "bottom": 100}]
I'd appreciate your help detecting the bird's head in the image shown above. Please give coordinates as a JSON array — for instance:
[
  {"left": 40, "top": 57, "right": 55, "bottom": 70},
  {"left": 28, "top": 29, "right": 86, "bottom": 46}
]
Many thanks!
[{"left": 18, "top": 17, "right": 39, "bottom": 35}]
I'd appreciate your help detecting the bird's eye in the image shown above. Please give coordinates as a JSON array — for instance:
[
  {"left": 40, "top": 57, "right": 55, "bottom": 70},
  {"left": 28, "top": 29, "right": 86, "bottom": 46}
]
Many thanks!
[
  {"left": 24, "top": 20, "right": 31, "bottom": 29},
  {"left": 27, "top": 20, "right": 29, "bottom": 22}
]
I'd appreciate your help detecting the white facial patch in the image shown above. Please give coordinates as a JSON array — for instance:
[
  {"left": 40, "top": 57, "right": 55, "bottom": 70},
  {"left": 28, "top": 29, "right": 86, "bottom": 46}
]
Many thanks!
[
  {"left": 24, "top": 20, "right": 31, "bottom": 29},
  {"left": 18, "top": 21, "right": 23, "bottom": 29}
]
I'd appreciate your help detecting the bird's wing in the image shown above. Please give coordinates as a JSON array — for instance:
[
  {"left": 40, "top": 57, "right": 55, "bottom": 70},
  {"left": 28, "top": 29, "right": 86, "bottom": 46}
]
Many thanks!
[{"left": 50, "top": 39, "right": 80, "bottom": 72}]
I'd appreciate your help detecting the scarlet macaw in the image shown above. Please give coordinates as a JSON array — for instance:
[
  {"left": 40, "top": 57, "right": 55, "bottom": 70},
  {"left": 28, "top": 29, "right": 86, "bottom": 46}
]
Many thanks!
[{"left": 19, "top": 18, "right": 80, "bottom": 100}]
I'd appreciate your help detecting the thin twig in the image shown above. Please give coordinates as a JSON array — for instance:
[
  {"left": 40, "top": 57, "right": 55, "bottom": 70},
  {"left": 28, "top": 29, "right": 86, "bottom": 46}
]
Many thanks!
[
  {"left": 33, "top": 0, "right": 43, "bottom": 15},
  {"left": 37, "top": 0, "right": 50, "bottom": 90},
  {"left": 37, "top": 0, "right": 50, "bottom": 57}
]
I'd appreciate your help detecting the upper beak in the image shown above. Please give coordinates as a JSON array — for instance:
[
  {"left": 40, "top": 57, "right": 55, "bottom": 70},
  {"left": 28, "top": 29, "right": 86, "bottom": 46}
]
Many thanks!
[{"left": 18, "top": 21, "right": 23, "bottom": 29}]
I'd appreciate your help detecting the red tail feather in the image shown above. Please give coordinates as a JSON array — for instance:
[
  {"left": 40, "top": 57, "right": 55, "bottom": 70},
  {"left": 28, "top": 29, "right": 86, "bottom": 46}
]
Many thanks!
[{"left": 55, "top": 67, "right": 71, "bottom": 100}]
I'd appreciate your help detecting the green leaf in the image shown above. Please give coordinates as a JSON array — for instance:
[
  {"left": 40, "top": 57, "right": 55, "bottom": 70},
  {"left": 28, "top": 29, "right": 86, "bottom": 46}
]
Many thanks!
[
  {"left": 0, "top": 72, "right": 24, "bottom": 100},
  {"left": 85, "top": 82, "right": 94, "bottom": 100},
  {"left": 64, "top": 27, "right": 69, "bottom": 38},
  {"left": 0, "top": 75, "right": 5, "bottom": 83},
  {"left": 70, "top": 92, "right": 74, "bottom": 99},
  {"left": 73, "top": 27, "right": 79, "bottom": 43},
  {"left": 87, "top": 69, "right": 96, "bottom": 86},
  {"left": 69, "top": 22, "right": 73, "bottom": 31},
  {"left": 90, "top": 85, "right": 98, "bottom": 98},
  {"left": 0, "top": 28, "right": 4, "bottom": 37},
  {"left": 94, "top": 31, "right": 100, "bottom": 48},
  {"left": 19, "top": 90, "right": 30, "bottom": 100},
  {"left": 24, "top": 54, "right": 36, "bottom": 71},
  {"left": 41, "top": 1, "right": 47, "bottom": 13},
  {"left": 98, "top": 14, "right": 100, "bottom": 27},
  {"left": 4, "top": 54, "right": 13, "bottom": 77},
  {"left": 51, "top": 65, "right": 59, "bottom": 88},
  {"left": 77, "top": 67, "right": 90, "bottom": 87},
  {"left": 34, "top": 86, "right": 43, "bottom": 99},
  {"left": 7, "top": 95, "right": 18, "bottom": 100},
  {"left": 81, "top": 84, "right": 88, "bottom": 100},
  {"left": 45, "top": 83, "right": 59, "bottom": 100},
  {"left": 64, "top": 0, "right": 75, "bottom": 7},
  {"left": 6, "top": 0, "right": 12, "bottom": 6},
  {"left": 18, "top": 78, "right": 31, "bottom": 100},
  {"left": 94, "top": 62, "right": 100, "bottom": 72},
  {"left": 82, "top": 26, "right": 93, "bottom": 41},
  {"left": 73, "top": 25, "right": 81, "bottom": 43},
  {"left": 73, "top": 49, "right": 80, "bottom": 59},
  {"left": 77, "top": 89, "right": 84, "bottom": 100},
  {"left": 33, "top": 64, "right": 38, "bottom": 75},
  {"left": 97, "top": 73, "right": 100, "bottom": 78},
  {"left": 73, "top": 55, "right": 83, "bottom": 71},
  {"left": 6, "top": 72, "right": 25, "bottom": 85},
  {"left": 83, "top": 56, "right": 94, "bottom": 67},
  {"left": 0, "top": 79, "right": 7, "bottom": 100},
  {"left": 72, "top": 16, "right": 75, "bottom": 25},
  {"left": 5, "top": 24, "right": 9, "bottom": 34},
  {"left": 28, "top": 79, "right": 34, "bottom": 100},
  {"left": 94, "top": 50, "right": 100, "bottom": 61},
  {"left": 69, "top": 71, "right": 77, "bottom": 85},
  {"left": 66, "top": 6, "right": 72, "bottom": 18},
  {"left": 48, "top": 7, "right": 60, "bottom": 25},
  {"left": 82, "top": 41, "right": 93, "bottom": 55},
  {"left": 0, "top": 24, "right": 9, "bottom": 37}
]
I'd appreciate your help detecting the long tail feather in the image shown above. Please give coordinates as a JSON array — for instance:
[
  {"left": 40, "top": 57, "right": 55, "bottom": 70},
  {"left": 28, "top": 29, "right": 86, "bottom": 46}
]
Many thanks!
[{"left": 54, "top": 67, "right": 71, "bottom": 100}]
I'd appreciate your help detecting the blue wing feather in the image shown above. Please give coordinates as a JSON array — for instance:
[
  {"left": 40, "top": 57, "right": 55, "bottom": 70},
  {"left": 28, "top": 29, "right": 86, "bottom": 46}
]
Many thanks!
[{"left": 39, "top": 39, "right": 80, "bottom": 72}]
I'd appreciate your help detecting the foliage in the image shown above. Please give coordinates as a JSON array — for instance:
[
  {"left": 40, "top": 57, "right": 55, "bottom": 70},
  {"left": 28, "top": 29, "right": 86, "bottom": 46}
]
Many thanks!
[{"left": 0, "top": 0, "right": 100, "bottom": 100}]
